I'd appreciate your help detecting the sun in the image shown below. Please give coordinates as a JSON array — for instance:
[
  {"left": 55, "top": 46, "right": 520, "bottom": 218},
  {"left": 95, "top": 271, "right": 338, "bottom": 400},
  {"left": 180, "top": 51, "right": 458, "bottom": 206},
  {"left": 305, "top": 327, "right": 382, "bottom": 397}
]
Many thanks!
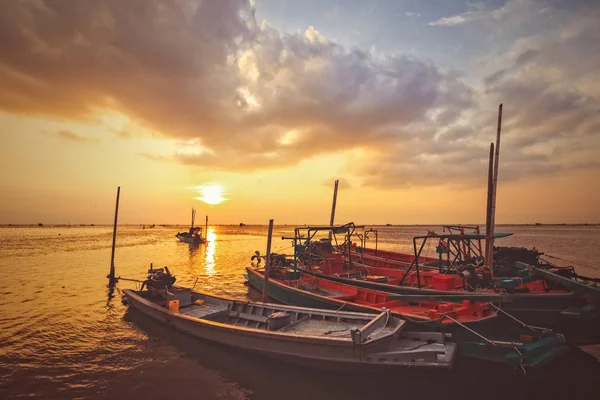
[{"left": 196, "top": 184, "right": 226, "bottom": 205}]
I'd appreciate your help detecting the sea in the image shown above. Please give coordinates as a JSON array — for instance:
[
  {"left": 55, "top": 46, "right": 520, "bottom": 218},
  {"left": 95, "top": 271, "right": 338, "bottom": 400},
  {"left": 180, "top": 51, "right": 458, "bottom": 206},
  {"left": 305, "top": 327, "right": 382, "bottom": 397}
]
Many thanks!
[{"left": 1, "top": 225, "right": 599, "bottom": 399}]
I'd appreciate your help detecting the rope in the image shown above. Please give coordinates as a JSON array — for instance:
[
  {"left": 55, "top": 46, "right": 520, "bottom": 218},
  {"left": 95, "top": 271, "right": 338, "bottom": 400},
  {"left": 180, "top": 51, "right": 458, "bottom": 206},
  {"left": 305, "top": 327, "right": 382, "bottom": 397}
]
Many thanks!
[
  {"left": 442, "top": 314, "right": 495, "bottom": 345},
  {"left": 487, "top": 302, "right": 551, "bottom": 333},
  {"left": 513, "top": 346, "right": 527, "bottom": 377}
]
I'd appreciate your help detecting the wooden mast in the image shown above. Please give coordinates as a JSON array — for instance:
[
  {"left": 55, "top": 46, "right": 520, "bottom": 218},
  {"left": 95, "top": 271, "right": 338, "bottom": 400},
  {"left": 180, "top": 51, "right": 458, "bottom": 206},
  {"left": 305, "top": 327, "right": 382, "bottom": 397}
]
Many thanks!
[
  {"left": 484, "top": 143, "right": 495, "bottom": 270},
  {"left": 486, "top": 104, "right": 503, "bottom": 276},
  {"left": 328, "top": 179, "right": 339, "bottom": 240},
  {"left": 108, "top": 186, "right": 120, "bottom": 288},
  {"left": 262, "top": 219, "right": 274, "bottom": 302}
]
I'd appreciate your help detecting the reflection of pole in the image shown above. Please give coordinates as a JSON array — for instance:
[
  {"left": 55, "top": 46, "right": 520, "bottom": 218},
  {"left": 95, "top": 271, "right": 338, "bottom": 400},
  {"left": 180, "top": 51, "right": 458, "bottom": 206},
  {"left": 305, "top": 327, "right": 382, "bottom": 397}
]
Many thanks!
[
  {"left": 487, "top": 104, "right": 503, "bottom": 277},
  {"left": 108, "top": 187, "right": 120, "bottom": 288},
  {"left": 205, "top": 215, "right": 208, "bottom": 240},
  {"left": 262, "top": 219, "right": 274, "bottom": 302},
  {"left": 328, "top": 179, "right": 339, "bottom": 240},
  {"left": 485, "top": 143, "right": 495, "bottom": 270}
]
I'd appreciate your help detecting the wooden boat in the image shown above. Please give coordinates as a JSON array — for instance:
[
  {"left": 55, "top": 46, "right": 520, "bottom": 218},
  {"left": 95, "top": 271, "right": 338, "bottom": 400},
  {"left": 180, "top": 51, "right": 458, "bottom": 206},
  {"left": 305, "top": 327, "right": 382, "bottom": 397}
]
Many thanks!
[
  {"left": 122, "top": 287, "right": 458, "bottom": 370},
  {"left": 292, "top": 224, "right": 600, "bottom": 344},
  {"left": 176, "top": 208, "right": 207, "bottom": 244},
  {"left": 309, "top": 255, "right": 600, "bottom": 344},
  {"left": 246, "top": 267, "right": 569, "bottom": 370}
]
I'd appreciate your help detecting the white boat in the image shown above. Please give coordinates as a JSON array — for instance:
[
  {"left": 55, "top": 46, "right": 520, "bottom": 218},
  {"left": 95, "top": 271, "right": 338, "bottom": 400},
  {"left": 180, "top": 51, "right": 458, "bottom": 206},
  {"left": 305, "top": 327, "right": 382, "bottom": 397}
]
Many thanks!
[{"left": 176, "top": 208, "right": 207, "bottom": 244}]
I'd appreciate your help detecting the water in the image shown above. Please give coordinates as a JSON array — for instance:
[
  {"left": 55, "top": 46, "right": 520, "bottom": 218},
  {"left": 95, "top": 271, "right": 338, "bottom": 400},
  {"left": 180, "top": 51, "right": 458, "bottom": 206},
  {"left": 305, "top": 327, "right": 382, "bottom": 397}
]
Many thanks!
[{"left": 0, "top": 225, "right": 599, "bottom": 399}]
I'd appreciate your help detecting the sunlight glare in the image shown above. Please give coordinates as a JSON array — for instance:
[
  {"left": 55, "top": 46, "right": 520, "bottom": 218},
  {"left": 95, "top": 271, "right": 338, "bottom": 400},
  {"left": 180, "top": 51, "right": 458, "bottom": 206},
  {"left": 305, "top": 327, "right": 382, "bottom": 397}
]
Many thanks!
[{"left": 195, "top": 184, "right": 227, "bottom": 205}]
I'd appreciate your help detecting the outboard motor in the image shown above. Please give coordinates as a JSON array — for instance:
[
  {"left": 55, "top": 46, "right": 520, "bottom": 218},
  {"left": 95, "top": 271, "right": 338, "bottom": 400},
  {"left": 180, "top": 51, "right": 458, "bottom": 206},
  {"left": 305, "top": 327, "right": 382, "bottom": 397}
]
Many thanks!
[
  {"left": 460, "top": 264, "right": 493, "bottom": 290},
  {"left": 141, "top": 265, "right": 176, "bottom": 294}
]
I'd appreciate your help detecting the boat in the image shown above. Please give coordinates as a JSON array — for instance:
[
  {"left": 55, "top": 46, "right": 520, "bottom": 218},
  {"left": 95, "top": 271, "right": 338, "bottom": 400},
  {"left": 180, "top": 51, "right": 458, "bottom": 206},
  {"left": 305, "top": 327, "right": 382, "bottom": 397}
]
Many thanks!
[
  {"left": 296, "top": 224, "right": 600, "bottom": 344},
  {"left": 122, "top": 267, "right": 457, "bottom": 370},
  {"left": 176, "top": 208, "right": 207, "bottom": 244},
  {"left": 245, "top": 266, "right": 568, "bottom": 370}
]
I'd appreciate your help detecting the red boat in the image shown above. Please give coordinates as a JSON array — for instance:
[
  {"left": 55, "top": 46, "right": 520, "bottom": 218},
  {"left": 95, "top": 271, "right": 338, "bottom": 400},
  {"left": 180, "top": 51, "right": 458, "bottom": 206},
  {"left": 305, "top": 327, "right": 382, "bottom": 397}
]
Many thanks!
[
  {"left": 245, "top": 266, "right": 569, "bottom": 369},
  {"left": 266, "top": 267, "right": 495, "bottom": 325}
]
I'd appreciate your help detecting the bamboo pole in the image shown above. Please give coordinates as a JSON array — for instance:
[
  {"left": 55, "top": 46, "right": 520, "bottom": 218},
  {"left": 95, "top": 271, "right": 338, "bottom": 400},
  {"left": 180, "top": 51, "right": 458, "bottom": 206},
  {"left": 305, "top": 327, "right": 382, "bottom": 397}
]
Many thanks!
[
  {"left": 487, "top": 104, "right": 503, "bottom": 276},
  {"left": 108, "top": 186, "right": 120, "bottom": 288},
  {"left": 484, "top": 143, "right": 495, "bottom": 269},
  {"left": 262, "top": 219, "right": 274, "bottom": 302},
  {"left": 328, "top": 179, "right": 339, "bottom": 240}
]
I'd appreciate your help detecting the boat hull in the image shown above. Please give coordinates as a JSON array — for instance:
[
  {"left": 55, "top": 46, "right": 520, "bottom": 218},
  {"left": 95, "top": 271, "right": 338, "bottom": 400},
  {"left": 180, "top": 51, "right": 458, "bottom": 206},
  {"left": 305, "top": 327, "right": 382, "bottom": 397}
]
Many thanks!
[
  {"left": 123, "top": 289, "right": 456, "bottom": 370},
  {"left": 305, "top": 269, "right": 600, "bottom": 344},
  {"left": 246, "top": 268, "right": 569, "bottom": 368},
  {"left": 176, "top": 233, "right": 207, "bottom": 244}
]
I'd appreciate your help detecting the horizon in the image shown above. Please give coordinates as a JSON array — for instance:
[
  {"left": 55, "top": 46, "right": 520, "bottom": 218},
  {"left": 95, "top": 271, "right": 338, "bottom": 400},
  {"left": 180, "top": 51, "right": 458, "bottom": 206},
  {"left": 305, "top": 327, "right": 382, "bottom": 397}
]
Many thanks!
[
  {"left": 1, "top": 0, "right": 598, "bottom": 225},
  {"left": 2, "top": 222, "right": 599, "bottom": 228}
]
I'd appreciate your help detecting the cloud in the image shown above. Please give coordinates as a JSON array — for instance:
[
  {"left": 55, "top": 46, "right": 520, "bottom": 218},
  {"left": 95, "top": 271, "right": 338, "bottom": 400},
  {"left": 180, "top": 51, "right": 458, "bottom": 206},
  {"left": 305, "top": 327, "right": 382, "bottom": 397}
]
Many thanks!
[
  {"left": 0, "top": 0, "right": 473, "bottom": 174},
  {"left": 138, "top": 153, "right": 172, "bottom": 162},
  {"left": 1, "top": 0, "right": 599, "bottom": 189},
  {"left": 55, "top": 129, "right": 91, "bottom": 142},
  {"left": 428, "top": 0, "right": 530, "bottom": 27},
  {"left": 114, "top": 131, "right": 132, "bottom": 139}
]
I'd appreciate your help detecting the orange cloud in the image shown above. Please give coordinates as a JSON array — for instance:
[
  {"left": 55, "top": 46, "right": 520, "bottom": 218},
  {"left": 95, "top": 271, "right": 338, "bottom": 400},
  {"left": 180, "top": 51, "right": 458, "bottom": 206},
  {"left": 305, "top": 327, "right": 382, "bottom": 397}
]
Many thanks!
[{"left": 0, "top": 0, "right": 599, "bottom": 189}]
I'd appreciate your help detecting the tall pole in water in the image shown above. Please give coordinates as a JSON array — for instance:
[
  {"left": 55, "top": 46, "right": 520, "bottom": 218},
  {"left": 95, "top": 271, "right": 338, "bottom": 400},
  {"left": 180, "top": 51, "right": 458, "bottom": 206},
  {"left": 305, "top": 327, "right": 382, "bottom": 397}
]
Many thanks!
[
  {"left": 108, "top": 186, "right": 120, "bottom": 288},
  {"left": 484, "top": 143, "right": 495, "bottom": 270},
  {"left": 205, "top": 215, "right": 208, "bottom": 241},
  {"left": 328, "top": 179, "right": 339, "bottom": 240},
  {"left": 262, "top": 219, "right": 274, "bottom": 302},
  {"left": 191, "top": 208, "right": 195, "bottom": 229},
  {"left": 487, "top": 104, "right": 503, "bottom": 276}
]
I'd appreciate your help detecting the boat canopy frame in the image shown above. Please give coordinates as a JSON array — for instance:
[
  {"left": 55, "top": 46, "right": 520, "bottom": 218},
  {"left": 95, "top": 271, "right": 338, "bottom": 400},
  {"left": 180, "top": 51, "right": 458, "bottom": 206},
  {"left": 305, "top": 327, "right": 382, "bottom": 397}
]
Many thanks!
[
  {"left": 282, "top": 222, "right": 366, "bottom": 273},
  {"left": 404, "top": 228, "right": 513, "bottom": 288}
]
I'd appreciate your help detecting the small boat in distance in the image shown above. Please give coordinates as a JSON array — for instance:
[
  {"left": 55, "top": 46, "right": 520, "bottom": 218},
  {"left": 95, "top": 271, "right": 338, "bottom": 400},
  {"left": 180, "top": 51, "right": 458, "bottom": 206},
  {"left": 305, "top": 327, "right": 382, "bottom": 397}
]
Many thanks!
[
  {"left": 176, "top": 208, "right": 207, "bottom": 244},
  {"left": 122, "top": 267, "right": 457, "bottom": 370}
]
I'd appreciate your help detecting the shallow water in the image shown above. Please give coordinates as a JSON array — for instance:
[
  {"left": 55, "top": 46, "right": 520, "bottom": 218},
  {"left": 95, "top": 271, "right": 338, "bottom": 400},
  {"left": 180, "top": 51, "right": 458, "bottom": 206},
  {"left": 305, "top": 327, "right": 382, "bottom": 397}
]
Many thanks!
[{"left": 0, "top": 225, "right": 599, "bottom": 399}]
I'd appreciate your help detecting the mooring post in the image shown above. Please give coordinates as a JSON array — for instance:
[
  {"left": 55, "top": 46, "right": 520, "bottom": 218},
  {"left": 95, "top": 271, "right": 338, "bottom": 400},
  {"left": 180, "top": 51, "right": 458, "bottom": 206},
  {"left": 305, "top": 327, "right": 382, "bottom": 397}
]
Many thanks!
[
  {"left": 328, "top": 179, "right": 339, "bottom": 240},
  {"left": 262, "top": 219, "right": 274, "bottom": 302},
  {"left": 108, "top": 186, "right": 120, "bottom": 288},
  {"left": 205, "top": 215, "right": 208, "bottom": 241}
]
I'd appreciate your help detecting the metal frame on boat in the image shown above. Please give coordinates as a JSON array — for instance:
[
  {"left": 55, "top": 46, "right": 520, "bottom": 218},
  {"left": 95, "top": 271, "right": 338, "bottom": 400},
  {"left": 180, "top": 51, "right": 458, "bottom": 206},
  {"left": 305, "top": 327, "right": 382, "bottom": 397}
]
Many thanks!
[{"left": 301, "top": 225, "right": 600, "bottom": 344}]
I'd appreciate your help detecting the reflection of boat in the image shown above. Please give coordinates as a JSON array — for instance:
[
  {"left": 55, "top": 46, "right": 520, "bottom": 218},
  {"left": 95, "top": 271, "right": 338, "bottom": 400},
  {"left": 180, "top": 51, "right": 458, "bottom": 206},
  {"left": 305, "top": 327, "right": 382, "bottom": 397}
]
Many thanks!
[
  {"left": 122, "top": 268, "right": 457, "bottom": 371},
  {"left": 176, "top": 208, "right": 207, "bottom": 244}
]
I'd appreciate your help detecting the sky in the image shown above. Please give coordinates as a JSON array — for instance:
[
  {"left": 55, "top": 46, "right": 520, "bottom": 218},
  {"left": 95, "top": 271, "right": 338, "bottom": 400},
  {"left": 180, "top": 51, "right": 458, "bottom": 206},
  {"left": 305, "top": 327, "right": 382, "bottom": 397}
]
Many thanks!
[{"left": 0, "top": 0, "right": 599, "bottom": 225}]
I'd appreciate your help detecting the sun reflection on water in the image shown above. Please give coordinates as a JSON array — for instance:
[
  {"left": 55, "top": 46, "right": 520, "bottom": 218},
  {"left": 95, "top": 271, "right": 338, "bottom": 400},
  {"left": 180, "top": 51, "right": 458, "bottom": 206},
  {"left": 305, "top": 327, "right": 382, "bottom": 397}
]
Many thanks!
[{"left": 204, "top": 228, "right": 217, "bottom": 275}]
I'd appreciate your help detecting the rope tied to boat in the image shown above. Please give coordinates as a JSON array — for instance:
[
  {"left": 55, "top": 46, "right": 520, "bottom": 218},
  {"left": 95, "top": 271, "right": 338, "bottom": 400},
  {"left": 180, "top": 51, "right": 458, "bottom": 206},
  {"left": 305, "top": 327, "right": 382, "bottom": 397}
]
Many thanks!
[
  {"left": 487, "top": 302, "right": 552, "bottom": 335},
  {"left": 513, "top": 346, "right": 527, "bottom": 377}
]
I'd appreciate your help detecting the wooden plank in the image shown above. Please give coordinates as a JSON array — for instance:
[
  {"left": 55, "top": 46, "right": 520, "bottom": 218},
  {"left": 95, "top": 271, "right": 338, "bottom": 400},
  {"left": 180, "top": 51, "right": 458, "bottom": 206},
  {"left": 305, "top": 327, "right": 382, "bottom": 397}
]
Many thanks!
[
  {"left": 278, "top": 315, "right": 311, "bottom": 332},
  {"left": 228, "top": 311, "right": 269, "bottom": 323}
]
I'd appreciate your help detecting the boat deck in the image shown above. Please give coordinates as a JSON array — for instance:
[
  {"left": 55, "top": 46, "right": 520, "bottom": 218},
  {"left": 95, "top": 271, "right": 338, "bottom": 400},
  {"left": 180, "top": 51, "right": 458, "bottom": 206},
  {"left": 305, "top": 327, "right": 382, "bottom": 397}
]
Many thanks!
[
  {"left": 180, "top": 303, "right": 228, "bottom": 319},
  {"left": 175, "top": 300, "right": 394, "bottom": 339}
]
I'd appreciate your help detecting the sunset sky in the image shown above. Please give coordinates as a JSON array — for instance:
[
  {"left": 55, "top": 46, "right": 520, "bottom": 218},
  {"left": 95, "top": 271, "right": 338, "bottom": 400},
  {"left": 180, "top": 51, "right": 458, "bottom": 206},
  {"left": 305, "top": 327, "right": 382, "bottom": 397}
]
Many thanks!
[{"left": 1, "top": 0, "right": 599, "bottom": 225}]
